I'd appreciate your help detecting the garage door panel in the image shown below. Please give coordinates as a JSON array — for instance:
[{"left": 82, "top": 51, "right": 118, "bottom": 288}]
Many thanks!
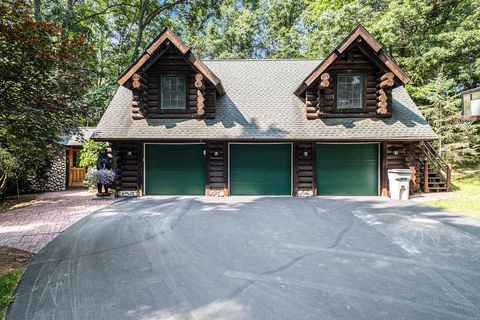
[
  {"left": 317, "top": 144, "right": 378, "bottom": 196},
  {"left": 145, "top": 144, "right": 205, "bottom": 195},
  {"left": 230, "top": 144, "right": 291, "bottom": 195}
]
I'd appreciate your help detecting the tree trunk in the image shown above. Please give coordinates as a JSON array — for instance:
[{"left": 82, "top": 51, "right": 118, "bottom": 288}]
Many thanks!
[
  {"left": 34, "top": 0, "right": 41, "bottom": 18},
  {"left": 133, "top": 0, "right": 147, "bottom": 60},
  {"left": 67, "top": 0, "right": 74, "bottom": 13}
]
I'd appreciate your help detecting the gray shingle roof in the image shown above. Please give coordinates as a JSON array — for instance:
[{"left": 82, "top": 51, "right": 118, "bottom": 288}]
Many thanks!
[
  {"left": 94, "top": 60, "right": 437, "bottom": 141},
  {"left": 59, "top": 127, "right": 96, "bottom": 146}
]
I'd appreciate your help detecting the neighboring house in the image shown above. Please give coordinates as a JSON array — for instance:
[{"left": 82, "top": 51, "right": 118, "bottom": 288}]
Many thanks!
[
  {"left": 29, "top": 127, "right": 94, "bottom": 192},
  {"left": 460, "top": 87, "right": 480, "bottom": 120},
  {"left": 93, "top": 25, "right": 449, "bottom": 197}
]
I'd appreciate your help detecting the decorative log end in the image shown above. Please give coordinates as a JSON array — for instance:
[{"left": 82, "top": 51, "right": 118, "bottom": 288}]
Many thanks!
[{"left": 376, "top": 107, "right": 388, "bottom": 115}]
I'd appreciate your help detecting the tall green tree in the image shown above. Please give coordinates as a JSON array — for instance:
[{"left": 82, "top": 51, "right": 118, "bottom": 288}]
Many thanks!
[
  {"left": 413, "top": 75, "right": 477, "bottom": 163},
  {"left": 261, "top": 0, "right": 305, "bottom": 58},
  {"left": 197, "top": 0, "right": 262, "bottom": 59},
  {"left": 21, "top": 0, "right": 480, "bottom": 165},
  {"left": 0, "top": 0, "right": 94, "bottom": 179}
]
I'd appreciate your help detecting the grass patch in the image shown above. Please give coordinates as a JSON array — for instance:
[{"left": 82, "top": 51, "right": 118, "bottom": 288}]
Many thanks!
[
  {"left": 0, "top": 270, "right": 24, "bottom": 319},
  {"left": 425, "top": 169, "right": 480, "bottom": 219},
  {"left": 0, "top": 247, "right": 33, "bottom": 319}
]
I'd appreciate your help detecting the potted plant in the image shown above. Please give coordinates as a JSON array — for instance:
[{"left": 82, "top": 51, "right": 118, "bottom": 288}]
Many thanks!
[{"left": 86, "top": 169, "right": 116, "bottom": 195}]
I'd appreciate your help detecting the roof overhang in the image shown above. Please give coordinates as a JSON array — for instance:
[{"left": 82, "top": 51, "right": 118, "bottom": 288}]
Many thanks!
[
  {"left": 92, "top": 136, "right": 438, "bottom": 142},
  {"left": 117, "top": 27, "right": 225, "bottom": 95},
  {"left": 294, "top": 24, "right": 410, "bottom": 96}
]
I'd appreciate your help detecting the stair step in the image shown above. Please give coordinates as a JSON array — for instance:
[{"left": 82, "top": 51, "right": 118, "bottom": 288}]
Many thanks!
[{"left": 427, "top": 187, "right": 448, "bottom": 190}]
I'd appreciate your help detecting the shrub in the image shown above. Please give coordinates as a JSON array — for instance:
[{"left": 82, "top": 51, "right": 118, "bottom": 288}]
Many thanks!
[{"left": 79, "top": 139, "right": 107, "bottom": 168}]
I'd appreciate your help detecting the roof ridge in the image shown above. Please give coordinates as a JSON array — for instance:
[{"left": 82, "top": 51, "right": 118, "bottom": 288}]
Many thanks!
[{"left": 204, "top": 58, "right": 323, "bottom": 62}]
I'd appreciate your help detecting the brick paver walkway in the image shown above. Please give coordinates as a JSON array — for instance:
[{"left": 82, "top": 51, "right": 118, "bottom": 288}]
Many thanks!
[{"left": 0, "top": 189, "right": 117, "bottom": 253}]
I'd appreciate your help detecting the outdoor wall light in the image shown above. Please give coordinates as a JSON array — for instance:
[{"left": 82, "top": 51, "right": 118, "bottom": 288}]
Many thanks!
[
  {"left": 303, "top": 151, "right": 309, "bottom": 157},
  {"left": 214, "top": 151, "right": 219, "bottom": 156},
  {"left": 203, "top": 150, "right": 206, "bottom": 157},
  {"left": 127, "top": 151, "right": 133, "bottom": 157},
  {"left": 392, "top": 148, "right": 399, "bottom": 156}
]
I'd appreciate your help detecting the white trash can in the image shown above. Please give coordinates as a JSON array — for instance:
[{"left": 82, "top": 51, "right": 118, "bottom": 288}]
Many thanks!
[{"left": 388, "top": 169, "right": 413, "bottom": 200}]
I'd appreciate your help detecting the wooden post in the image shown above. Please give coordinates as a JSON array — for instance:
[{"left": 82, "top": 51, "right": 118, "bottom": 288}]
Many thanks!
[
  {"left": 423, "top": 163, "right": 429, "bottom": 193},
  {"left": 446, "top": 164, "right": 452, "bottom": 191}
]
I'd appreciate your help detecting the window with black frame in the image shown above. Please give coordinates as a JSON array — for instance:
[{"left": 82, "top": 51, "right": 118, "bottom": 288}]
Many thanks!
[
  {"left": 160, "top": 75, "right": 187, "bottom": 109},
  {"left": 336, "top": 74, "right": 363, "bottom": 110}
]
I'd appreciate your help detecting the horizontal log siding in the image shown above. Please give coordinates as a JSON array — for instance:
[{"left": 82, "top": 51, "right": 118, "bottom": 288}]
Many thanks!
[
  {"left": 206, "top": 142, "right": 228, "bottom": 196},
  {"left": 307, "top": 45, "right": 386, "bottom": 119},
  {"left": 293, "top": 142, "right": 316, "bottom": 196},
  {"left": 137, "top": 48, "right": 216, "bottom": 119},
  {"left": 111, "top": 141, "right": 141, "bottom": 193},
  {"left": 381, "top": 142, "right": 423, "bottom": 196}
]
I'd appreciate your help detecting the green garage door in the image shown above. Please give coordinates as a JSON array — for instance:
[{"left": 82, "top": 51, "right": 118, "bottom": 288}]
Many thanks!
[
  {"left": 145, "top": 144, "right": 205, "bottom": 195},
  {"left": 316, "top": 144, "right": 378, "bottom": 196},
  {"left": 230, "top": 144, "right": 291, "bottom": 195}
]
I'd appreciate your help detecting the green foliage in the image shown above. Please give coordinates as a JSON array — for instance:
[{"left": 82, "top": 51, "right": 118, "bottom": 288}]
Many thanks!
[
  {"left": 0, "top": 148, "right": 18, "bottom": 177},
  {"left": 3, "top": 0, "right": 480, "bottom": 168},
  {"left": 410, "top": 75, "right": 477, "bottom": 163},
  {"left": 0, "top": 0, "right": 94, "bottom": 181},
  {"left": 0, "top": 269, "right": 24, "bottom": 318},
  {"left": 0, "top": 147, "right": 20, "bottom": 193},
  {"left": 79, "top": 139, "right": 107, "bottom": 168}
]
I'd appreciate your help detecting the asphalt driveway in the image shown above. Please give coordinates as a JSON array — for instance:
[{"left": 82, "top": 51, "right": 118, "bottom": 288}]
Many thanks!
[{"left": 8, "top": 196, "right": 480, "bottom": 320}]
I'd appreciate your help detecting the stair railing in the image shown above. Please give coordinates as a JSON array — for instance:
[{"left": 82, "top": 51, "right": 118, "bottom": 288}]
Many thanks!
[{"left": 419, "top": 141, "right": 452, "bottom": 191}]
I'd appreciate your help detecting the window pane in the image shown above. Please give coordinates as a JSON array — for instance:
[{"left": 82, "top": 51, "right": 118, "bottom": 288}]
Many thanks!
[
  {"left": 336, "top": 74, "right": 363, "bottom": 109},
  {"left": 73, "top": 151, "right": 81, "bottom": 168},
  {"left": 161, "top": 76, "right": 186, "bottom": 109}
]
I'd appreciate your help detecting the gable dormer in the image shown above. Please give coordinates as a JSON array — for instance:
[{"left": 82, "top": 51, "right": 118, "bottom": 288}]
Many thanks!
[
  {"left": 295, "top": 25, "right": 409, "bottom": 119},
  {"left": 117, "top": 28, "right": 225, "bottom": 120}
]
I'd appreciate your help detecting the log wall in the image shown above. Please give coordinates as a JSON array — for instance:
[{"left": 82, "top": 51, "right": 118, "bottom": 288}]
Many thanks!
[
  {"left": 105, "top": 140, "right": 424, "bottom": 198},
  {"left": 206, "top": 142, "right": 228, "bottom": 196},
  {"left": 293, "top": 142, "right": 316, "bottom": 196},
  {"left": 306, "top": 44, "right": 393, "bottom": 119},
  {"left": 111, "top": 141, "right": 142, "bottom": 195},
  {"left": 380, "top": 142, "right": 423, "bottom": 196},
  {"left": 131, "top": 47, "right": 216, "bottom": 120}
]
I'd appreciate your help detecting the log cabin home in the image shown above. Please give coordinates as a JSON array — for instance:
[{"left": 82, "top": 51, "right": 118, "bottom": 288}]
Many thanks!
[{"left": 93, "top": 25, "right": 451, "bottom": 197}]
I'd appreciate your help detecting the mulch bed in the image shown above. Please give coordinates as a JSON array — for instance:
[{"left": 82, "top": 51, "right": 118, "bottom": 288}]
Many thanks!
[{"left": 0, "top": 246, "right": 34, "bottom": 276}]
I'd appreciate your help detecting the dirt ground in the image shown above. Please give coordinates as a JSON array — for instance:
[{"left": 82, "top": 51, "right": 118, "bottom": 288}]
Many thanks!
[{"left": 0, "top": 246, "right": 33, "bottom": 276}]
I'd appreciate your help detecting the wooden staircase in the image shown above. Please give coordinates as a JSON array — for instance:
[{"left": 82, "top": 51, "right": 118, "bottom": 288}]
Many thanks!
[{"left": 419, "top": 142, "right": 452, "bottom": 192}]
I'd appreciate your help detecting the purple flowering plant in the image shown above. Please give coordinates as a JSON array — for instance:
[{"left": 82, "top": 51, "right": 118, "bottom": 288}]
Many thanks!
[{"left": 86, "top": 169, "right": 116, "bottom": 186}]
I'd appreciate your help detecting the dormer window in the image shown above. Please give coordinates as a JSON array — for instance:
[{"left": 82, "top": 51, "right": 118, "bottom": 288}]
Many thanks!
[
  {"left": 160, "top": 75, "right": 187, "bottom": 109},
  {"left": 336, "top": 74, "right": 363, "bottom": 109}
]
